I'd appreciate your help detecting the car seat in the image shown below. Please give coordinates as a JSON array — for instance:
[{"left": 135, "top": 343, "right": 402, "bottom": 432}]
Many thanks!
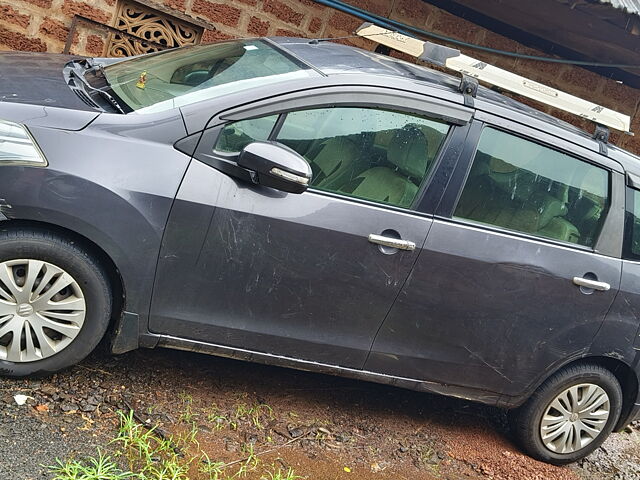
[
  {"left": 305, "top": 136, "right": 362, "bottom": 190},
  {"left": 336, "top": 125, "right": 429, "bottom": 207},
  {"left": 456, "top": 155, "right": 580, "bottom": 243}
]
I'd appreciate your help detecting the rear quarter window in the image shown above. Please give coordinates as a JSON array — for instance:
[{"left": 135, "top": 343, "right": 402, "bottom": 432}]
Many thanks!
[
  {"left": 624, "top": 187, "right": 640, "bottom": 260},
  {"left": 454, "top": 127, "right": 609, "bottom": 247}
]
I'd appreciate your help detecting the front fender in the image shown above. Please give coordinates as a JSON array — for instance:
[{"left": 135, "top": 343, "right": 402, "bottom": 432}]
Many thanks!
[{"left": 0, "top": 117, "right": 191, "bottom": 332}]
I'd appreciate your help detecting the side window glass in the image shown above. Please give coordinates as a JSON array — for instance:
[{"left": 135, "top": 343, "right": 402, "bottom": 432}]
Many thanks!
[
  {"left": 215, "top": 115, "right": 279, "bottom": 153},
  {"left": 275, "top": 107, "right": 450, "bottom": 208},
  {"left": 454, "top": 127, "right": 609, "bottom": 247},
  {"left": 624, "top": 187, "right": 640, "bottom": 260}
]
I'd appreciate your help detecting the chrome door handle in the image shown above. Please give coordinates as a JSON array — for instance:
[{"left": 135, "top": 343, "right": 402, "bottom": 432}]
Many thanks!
[
  {"left": 572, "top": 276, "right": 610, "bottom": 292},
  {"left": 368, "top": 234, "right": 416, "bottom": 251}
]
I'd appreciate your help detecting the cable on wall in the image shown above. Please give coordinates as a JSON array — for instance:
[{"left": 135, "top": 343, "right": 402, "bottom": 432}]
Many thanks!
[{"left": 311, "top": 0, "right": 640, "bottom": 69}]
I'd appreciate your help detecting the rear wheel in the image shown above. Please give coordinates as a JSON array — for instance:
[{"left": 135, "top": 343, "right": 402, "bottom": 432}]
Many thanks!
[
  {"left": 0, "top": 228, "right": 111, "bottom": 377},
  {"left": 510, "top": 364, "right": 622, "bottom": 465}
]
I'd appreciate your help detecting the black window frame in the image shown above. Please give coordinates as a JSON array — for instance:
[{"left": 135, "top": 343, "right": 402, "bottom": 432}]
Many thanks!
[{"left": 623, "top": 185, "right": 640, "bottom": 261}]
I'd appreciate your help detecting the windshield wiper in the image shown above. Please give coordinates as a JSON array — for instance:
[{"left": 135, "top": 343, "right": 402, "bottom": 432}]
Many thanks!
[
  {"left": 84, "top": 58, "right": 112, "bottom": 80},
  {"left": 69, "top": 69, "right": 126, "bottom": 114}
]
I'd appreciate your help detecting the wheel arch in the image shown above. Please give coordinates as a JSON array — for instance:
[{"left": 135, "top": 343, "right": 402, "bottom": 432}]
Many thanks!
[
  {"left": 584, "top": 356, "right": 639, "bottom": 431},
  {"left": 0, "top": 218, "right": 126, "bottom": 334},
  {"left": 517, "top": 355, "right": 638, "bottom": 431}
]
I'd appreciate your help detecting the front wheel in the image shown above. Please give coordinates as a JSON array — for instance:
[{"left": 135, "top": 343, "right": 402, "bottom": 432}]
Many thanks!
[
  {"left": 509, "top": 364, "right": 622, "bottom": 465},
  {"left": 0, "top": 228, "right": 112, "bottom": 377}
]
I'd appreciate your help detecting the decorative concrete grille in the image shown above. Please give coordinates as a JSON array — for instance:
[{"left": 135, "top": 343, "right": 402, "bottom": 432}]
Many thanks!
[{"left": 107, "top": 0, "right": 203, "bottom": 56}]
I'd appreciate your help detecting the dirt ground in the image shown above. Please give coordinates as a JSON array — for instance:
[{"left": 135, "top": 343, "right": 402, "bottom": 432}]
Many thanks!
[{"left": 1, "top": 347, "right": 639, "bottom": 480}]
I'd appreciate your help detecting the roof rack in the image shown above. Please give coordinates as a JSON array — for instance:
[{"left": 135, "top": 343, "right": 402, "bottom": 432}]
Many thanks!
[{"left": 356, "top": 23, "right": 632, "bottom": 140}]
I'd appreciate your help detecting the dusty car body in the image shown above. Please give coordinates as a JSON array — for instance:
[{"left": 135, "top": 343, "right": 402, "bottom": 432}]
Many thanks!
[{"left": 0, "top": 37, "right": 638, "bottom": 464}]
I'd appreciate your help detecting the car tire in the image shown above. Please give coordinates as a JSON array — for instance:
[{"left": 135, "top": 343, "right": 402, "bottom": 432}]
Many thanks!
[
  {"left": 0, "top": 227, "right": 112, "bottom": 377},
  {"left": 509, "top": 363, "right": 622, "bottom": 465}
]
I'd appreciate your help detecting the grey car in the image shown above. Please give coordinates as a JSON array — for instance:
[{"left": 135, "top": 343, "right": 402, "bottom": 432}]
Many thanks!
[{"left": 0, "top": 37, "right": 638, "bottom": 465}]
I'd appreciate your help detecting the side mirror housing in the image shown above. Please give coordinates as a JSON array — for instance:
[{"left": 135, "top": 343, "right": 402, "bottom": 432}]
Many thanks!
[{"left": 238, "top": 141, "right": 312, "bottom": 194}]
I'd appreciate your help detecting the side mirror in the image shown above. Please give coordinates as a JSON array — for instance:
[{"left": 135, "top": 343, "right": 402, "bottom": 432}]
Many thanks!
[{"left": 238, "top": 141, "right": 312, "bottom": 194}]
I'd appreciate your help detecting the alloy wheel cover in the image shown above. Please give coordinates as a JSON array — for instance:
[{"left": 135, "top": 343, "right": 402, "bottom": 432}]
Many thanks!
[
  {"left": 540, "top": 383, "right": 610, "bottom": 454},
  {"left": 0, "top": 259, "right": 86, "bottom": 362}
]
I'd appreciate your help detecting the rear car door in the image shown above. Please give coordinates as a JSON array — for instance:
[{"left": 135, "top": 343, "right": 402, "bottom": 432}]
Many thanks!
[
  {"left": 149, "top": 91, "right": 472, "bottom": 368},
  {"left": 366, "top": 117, "right": 624, "bottom": 399}
]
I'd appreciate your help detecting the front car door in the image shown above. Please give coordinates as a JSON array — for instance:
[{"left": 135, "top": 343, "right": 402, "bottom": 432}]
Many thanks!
[
  {"left": 366, "top": 116, "right": 624, "bottom": 402},
  {"left": 149, "top": 90, "right": 472, "bottom": 368}
]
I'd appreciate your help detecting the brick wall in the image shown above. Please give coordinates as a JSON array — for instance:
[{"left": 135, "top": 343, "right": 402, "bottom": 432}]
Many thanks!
[{"left": 1, "top": 0, "right": 639, "bottom": 154}]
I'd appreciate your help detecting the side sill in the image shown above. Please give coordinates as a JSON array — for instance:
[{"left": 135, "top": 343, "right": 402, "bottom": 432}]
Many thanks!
[{"left": 155, "top": 334, "right": 508, "bottom": 407}]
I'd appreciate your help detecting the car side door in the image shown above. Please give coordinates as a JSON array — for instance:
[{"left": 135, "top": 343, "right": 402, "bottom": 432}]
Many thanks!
[
  {"left": 149, "top": 89, "right": 473, "bottom": 369},
  {"left": 366, "top": 116, "right": 624, "bottom": 400}
]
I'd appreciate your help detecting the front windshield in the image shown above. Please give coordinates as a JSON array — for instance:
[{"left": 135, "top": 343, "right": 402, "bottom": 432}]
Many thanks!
[{"left": 103, "top": 40, "right": 317, "bottom": 114}]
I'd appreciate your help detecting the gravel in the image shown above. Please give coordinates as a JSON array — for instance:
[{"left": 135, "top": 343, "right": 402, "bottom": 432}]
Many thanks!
[
  {"left": 0, "top": 348, "right": 637, "bottom": 480},
  {"left": 0, "top": 402, "right": 104, "bottom": 479}
]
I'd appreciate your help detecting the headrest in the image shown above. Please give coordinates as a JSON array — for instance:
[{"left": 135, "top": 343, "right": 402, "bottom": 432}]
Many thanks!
[
  {"left": 313, "top": 137, "right": 352, "bottom": 175},
  {"left": 387, "top": 125, "right": 428, "bottom": 179},
  {"left": 489, "top": 157, "right": 518, "bottom": 174}
]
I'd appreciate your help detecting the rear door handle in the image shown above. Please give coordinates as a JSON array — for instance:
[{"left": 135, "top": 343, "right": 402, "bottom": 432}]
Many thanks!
[
  {"left": 572, "top": 276, "right": 610, "bottom": 292},
  {"left": 368, "top": 234, "right": 416, "bottom": 251}
]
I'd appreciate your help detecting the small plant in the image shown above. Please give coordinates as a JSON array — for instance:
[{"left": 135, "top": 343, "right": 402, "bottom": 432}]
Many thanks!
[
  {"left": 199, "top": 453, "right": 226, "bottom": 480},
  {"left": 232, "top": 402, "right": 275, "bottom": 430},
  {"left": 176, "top": 421, "right": 200, "bottom": 448},
  {"left": 206, "top": 404, "right": 230, "bottom": 430},
  {"left": 204, "top": 402, "right": 276, "bottom": 433},
  {"left": 112, "top": 410, "right": 193, "bottom": 480},
  {"left": 50, "top": 409, "right": 306, "bottom": 480},
  {"left": 235, "top": 443, "right": 260, "bottom": 477},
  {"left": 178, "top": 392, "right": 198, "bottom": 423},
  {"left": 251, "top": 404, "right": 274, "bottom": 430},
  {"left": 262, "top": 465, "right": 302, "bottom": 480},
  {"left": 48, "top": 450, "right": 134, "bottom": 480}
]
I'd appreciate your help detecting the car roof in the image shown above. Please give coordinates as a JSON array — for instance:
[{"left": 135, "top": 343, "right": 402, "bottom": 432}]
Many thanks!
[{"left": 270, "top": 37, "right": 639, "bottom": 173}]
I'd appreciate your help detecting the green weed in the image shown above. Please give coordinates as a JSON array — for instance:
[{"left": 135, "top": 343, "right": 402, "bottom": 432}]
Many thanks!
[
  {"left": 112, "top": 410, "right": 194, "bottom": 479},
  {"left": 261, "top": 465, "right": 302, "bottom": 480},
  {"left": 48, "top": 450, "right": 134, "bottom": 480},
  {"left": 206, "top": 404, "right": 229, "bottom": 431},
  {"left": 50, "top": 409, "right": 304, "bottom": 480},
  {"left": 178, "top": 392, "right": 198, "bottom": 424},
  {"left": 232, "top": 402, "right": 274, "bottom": 430},
  {"left": 199, "top": 453, "right": 226, "bottom": 480}
]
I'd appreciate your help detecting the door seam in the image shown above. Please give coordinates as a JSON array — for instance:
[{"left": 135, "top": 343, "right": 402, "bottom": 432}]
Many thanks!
[{"left": 363, "top": 218, "right": 433, "bottom": 368}]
